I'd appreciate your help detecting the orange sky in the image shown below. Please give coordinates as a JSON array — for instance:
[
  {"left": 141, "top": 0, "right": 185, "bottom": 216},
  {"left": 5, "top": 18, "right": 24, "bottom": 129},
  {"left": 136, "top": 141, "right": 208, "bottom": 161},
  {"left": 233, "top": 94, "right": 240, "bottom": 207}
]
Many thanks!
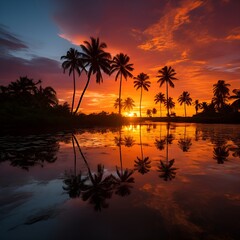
[{"left": 1, "top": 0, "right": 239, "bottom": 116}]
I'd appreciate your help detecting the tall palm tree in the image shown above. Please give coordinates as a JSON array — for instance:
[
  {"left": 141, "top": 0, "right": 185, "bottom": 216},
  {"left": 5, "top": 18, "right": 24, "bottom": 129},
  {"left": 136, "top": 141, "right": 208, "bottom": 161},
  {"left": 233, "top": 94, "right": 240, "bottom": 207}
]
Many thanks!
[
  {"left": 123, "top": 97, "right": 135, "bottom": 114},
  {"left": 194, "top": 99, "right": 201, "bottom": 115},
  {"left": 157, "top": 66, "right": 177, "bottom": 117},
  {"left": 212, "top": 80, "right": 230, "bottom": 111},
  {"left": 154, "top": 92, "right": 165, "bottom": 117},
  {"left": 164, "top": 97, "right": 175, "bottom": 115},
  {"left": 178, "top": 91, "right": 192, "bottom": 117},
  {"left": 74, "top": 37, "right": 111, "bottom": 114},
  {"left": 61, "top": 48, "right": 83, "bottom": 114},
  {"left": 110, "top": 53, "right": 134, "bottom": 115},
  {"left": 133, "top": 72, "right": 151, "bottom": 117}
]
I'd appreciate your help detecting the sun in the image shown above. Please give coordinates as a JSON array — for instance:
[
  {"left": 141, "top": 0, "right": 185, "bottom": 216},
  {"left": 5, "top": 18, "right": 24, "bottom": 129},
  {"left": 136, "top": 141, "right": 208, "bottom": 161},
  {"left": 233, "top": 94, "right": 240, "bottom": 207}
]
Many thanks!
[{"left": 126, "top": 112, "right": 134, "bottom": 117}]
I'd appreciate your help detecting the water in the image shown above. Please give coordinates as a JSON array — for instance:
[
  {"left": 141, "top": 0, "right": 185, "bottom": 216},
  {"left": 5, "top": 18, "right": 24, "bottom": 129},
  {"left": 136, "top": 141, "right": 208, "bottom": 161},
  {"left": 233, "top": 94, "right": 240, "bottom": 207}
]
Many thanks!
[{"left": 0, "top": 123, "right": 240, "bottom": 240}]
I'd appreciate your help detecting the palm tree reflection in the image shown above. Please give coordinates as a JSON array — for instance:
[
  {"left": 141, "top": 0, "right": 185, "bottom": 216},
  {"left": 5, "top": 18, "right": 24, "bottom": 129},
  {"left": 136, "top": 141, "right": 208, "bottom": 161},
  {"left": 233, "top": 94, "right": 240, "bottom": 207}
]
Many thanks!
[
  {"left": 213, "top": 145, "right": 229, "bottom": 164},
  {"left": 158, "top": 123, "right": 178, "bottom": 181},
  {"left": 134, "top": 124, "right": 151, "bottom": 174},
  {"left": 114, "top": 129, "right": 135, "bottom": 196},
  {"left": 178, "top": 125, "right": 192, "bottom": 152}
]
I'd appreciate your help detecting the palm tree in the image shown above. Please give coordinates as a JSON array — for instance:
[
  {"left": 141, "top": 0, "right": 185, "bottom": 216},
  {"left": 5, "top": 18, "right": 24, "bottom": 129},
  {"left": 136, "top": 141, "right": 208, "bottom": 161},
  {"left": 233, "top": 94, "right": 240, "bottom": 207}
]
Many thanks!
[
  {"left": 36, "top": 86, "right": 58, "bottom": 107},
  {"left": 212, "top": 80, "right": 230, "bottom": 111},
  {"left": 213, "top": 145, "right": 229, "bottom": 164},
  {"left": 230, "top": 89, "right": 240, "bottom": 111},
  {"left": 61, "top": 48, "right": 83, "bottom": 114},
  {"left": 113, "top": 98, "right": 123, "bottom": 111},
  {"left": 134, "top": 72, "right": 151, "bottom": 118},
  {"left": 194, "top": 99, "right": 201, "bottom": 115},
  {"left": 152, "top": 108, "right": 157, "bottom": 117},
  {"left": 178, "top": 91, "right": 192, "bottom": 117},
  {"left": 164, "top": 97, "right": 175, "bottom": 114},
  {"left": 157, "top": 66, "right": 177, "bottom": 117},
  {"left": 74, "top": 37, "right": 111, "bottom": 114},
  {"left": 123, "top": 97, "right": 135, "bottom": 114},
  {"left": 110, "top": 53, "right": 134, "bottom": 115},
  {"left": 154, "top": 92, "right": 165, "bottom": 117},
  {"left": 146, "top": 109, "right": 152, "bottom": 117}
]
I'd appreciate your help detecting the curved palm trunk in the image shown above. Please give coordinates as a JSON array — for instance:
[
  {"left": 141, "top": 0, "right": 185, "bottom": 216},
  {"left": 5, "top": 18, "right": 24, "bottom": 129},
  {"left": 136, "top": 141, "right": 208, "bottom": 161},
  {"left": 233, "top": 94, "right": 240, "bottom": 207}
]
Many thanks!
[
  {"left": 160, "top": 102, "right": 162, "bottom": 117},
  {"left": 72, "top": 134, "right": 94, "bottom": 183},
  {"left": 140, "top": 87, "right": 143, "bottom": 118},
  {"left": 166, "top": 83, "right": 169, "bottom": 117},
  {"left": 166, "top": 124, "right": 170, "bottom": 163},
  {"left": 71, "top": 70, "right": 76, "bottom": 114},
  {"left": 119, "top": 73, "right": 122, "bottom": 115},
  {"left": 74, "top": 74, "right": 91, "bottom": 115}
]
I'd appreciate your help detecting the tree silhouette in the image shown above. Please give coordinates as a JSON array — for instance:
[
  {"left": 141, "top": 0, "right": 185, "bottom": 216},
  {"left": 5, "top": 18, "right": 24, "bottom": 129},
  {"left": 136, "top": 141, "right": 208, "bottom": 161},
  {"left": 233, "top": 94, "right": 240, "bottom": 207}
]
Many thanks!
[
  {"left": 123, "top": 97, "right": 135, "bottom": 114},
  {"left": 178, "top": 91, "right": 192, "bottom": 117},
  {"left": 213, "top": 145, "right": 229, "bottom": 164},
  {"left": 152, "top": 107, "right": 157, "bottom": 117},
  {"left": 134, "top": 72, "right": 151, "bottom": 118},
  {"left": 74, "top": 37, "right": 111, "bottom": 114},
  {"left": 212, "top": 80, "right": 230, "bottom": 112},
  {"left": 229, "top": 89, "right": 240, "bottom": 111},
  {"left": 164, "top": 97, "right": 175, "bottom": 114},
  {"left": 110, "top": 53, "right": 134, "bottom": 115},
  {"left": 61, "top": 48, "right": 84, "bottom": 114},
  {"left": 113, "top": 129, "right": 134, "bottom": 196},
  {"left": 178, "top": 125, "right": 192, "bottom": 152},
  {"left": 113, "top": 98, "right": 123, "bottom": 111},
  {"left": 157, "top": 66, "right": 177, "bottom": 117},
  {"left": 154, "top": 92, "right": 165, "bottom": 117},
  {"left": 158, "top": 124, "right": 177, "bottom": 181},
  {"left": 194, "top": 99, "right": 201, "bottom": 115},
  {"left": 134, "top": 124, "right": 151, "bottom": 175},
  {"left": 146, "top": 109, "right": 152, "bottom": 117},
  {"left": 36, "top": 86, "right": 58, "bottom": 107}
]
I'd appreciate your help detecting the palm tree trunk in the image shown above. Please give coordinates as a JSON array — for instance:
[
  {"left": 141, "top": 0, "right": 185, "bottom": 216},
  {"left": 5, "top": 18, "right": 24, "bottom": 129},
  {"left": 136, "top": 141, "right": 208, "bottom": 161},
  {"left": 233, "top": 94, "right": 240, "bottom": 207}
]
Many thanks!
[
  {"left": 119, "top": 73, "right": 122, "bottom": 115},
  {"left": 73, "top": 134, "right": 94, "bottom": 183},
  {"left": 74, "top": 74, "right": 91, "bottom": 115},
  {"left": 140, "top": 87, "right": 143, "bottom": 118},
  {"left": 72, "top": 135, "right": 77, "bottom": 176},
  {"left": 119, "top": 129, "right": 123, "bottom": 175},
  {"left": 160, "top": 102, "right": 162, "bottom": 117},
  {"left": 71, "top": 70, "right": 76, "bottom": 114},
  {"left": 166, "top": 83, "right": 169, "bottom": 117},
  {"left": 184, "top": 103, "right": 186, "bottom": 117},
  {"left": 140, "top": 124, "right": 143, "bottom": 159}
]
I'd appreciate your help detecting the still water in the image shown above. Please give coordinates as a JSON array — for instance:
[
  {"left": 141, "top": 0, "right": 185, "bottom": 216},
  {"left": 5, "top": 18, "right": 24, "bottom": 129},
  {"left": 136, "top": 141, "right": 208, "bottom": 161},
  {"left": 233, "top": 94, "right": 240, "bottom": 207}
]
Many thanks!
[{"left": 0, "top": 123, "right": 240, "bottom": 240}]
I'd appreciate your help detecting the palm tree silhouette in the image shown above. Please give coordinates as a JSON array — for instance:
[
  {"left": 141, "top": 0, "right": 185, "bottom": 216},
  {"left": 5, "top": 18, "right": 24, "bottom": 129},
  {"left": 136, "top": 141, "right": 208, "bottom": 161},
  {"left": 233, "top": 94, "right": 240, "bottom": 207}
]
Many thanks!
[
  {"left": 157, "top": 66, "right": 177, "bottom": 117},
  {"left": 134, "top": 124, "right": 151, "bottom": 175},
  {"left": 113, "top": 129, "right": 134, "bottom": 196},
  {"left": 36, "top": 86, "right": 58, "bottom": 107},
  {"left": 229, "top": 89, "right": 240, "bottom": 111},
  {"left": 123, "top": 97, "right": 135, "bottom": 115},
  {"left": 61, "top": 48, "right": 84, "bottom": 114},
  {"left": 134, "top": 72, "right": 151, "bottom": 118},
  {"left": 178, "top": 91, "right": 192, "bottom": 117},
  {"left": 154, "top": 92, "right": 165, "bottom": 117},
  {"left": 213, "top": 145, "right": 229, "bottom": 164},
  {"left": 194, "top": 99, "right": 201, "bottom": 115},
  {"left": 152, "top": 107, "right": 157, "bottom": 117},
  {"left": 110, "top": 53, "right": 134, "bottom": 115},
  {"left": 72, "top": 134, "right": 114, "bottom": 211},
  {"left": 146, "top": 109, "right": 152, "bottom": 117},
  {"left": 158, "top": 123, "right": 177, "bottom": 181},
  {"left": 113, "top": 98, "right": 123, "bottom": 112},
  {"left": 123, "top": 136, "right": 135, "bottom": 147},
  {"left": 74, "top": 37, "right": 111, "bottom": 114},
  {"left": 178, "top": 125, "right": 192, "bottom": 152},
  {"left": 164, "top": 97, "right": 175, "bottom": 115},
  {"left": 212, "top": 80, "right": 230, "bottom": 111}
]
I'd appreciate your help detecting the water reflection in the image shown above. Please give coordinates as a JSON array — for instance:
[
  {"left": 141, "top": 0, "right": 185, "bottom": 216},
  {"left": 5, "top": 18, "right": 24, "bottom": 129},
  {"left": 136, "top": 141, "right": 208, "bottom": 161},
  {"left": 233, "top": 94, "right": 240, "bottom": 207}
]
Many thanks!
[
  {"left": 1, "top": 124, "right": 240, "bottom": 239},
  {"left": 134, "top": 124, "right": 151, "bottom": 174}
]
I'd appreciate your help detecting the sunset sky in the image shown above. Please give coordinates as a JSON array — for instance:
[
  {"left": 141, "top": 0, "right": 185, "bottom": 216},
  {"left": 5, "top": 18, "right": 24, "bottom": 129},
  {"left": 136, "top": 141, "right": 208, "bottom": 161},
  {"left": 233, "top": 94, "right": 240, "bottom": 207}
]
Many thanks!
[{"left": 0, "top": 0, "right": 239, "bottom": 116}]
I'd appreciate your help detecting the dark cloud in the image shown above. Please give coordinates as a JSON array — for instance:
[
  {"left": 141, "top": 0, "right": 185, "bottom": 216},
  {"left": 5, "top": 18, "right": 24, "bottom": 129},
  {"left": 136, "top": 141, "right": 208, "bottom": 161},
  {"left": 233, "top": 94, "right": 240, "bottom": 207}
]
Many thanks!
[{"left": 0, "top": 25, "right": 28, "bottom": 53}]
